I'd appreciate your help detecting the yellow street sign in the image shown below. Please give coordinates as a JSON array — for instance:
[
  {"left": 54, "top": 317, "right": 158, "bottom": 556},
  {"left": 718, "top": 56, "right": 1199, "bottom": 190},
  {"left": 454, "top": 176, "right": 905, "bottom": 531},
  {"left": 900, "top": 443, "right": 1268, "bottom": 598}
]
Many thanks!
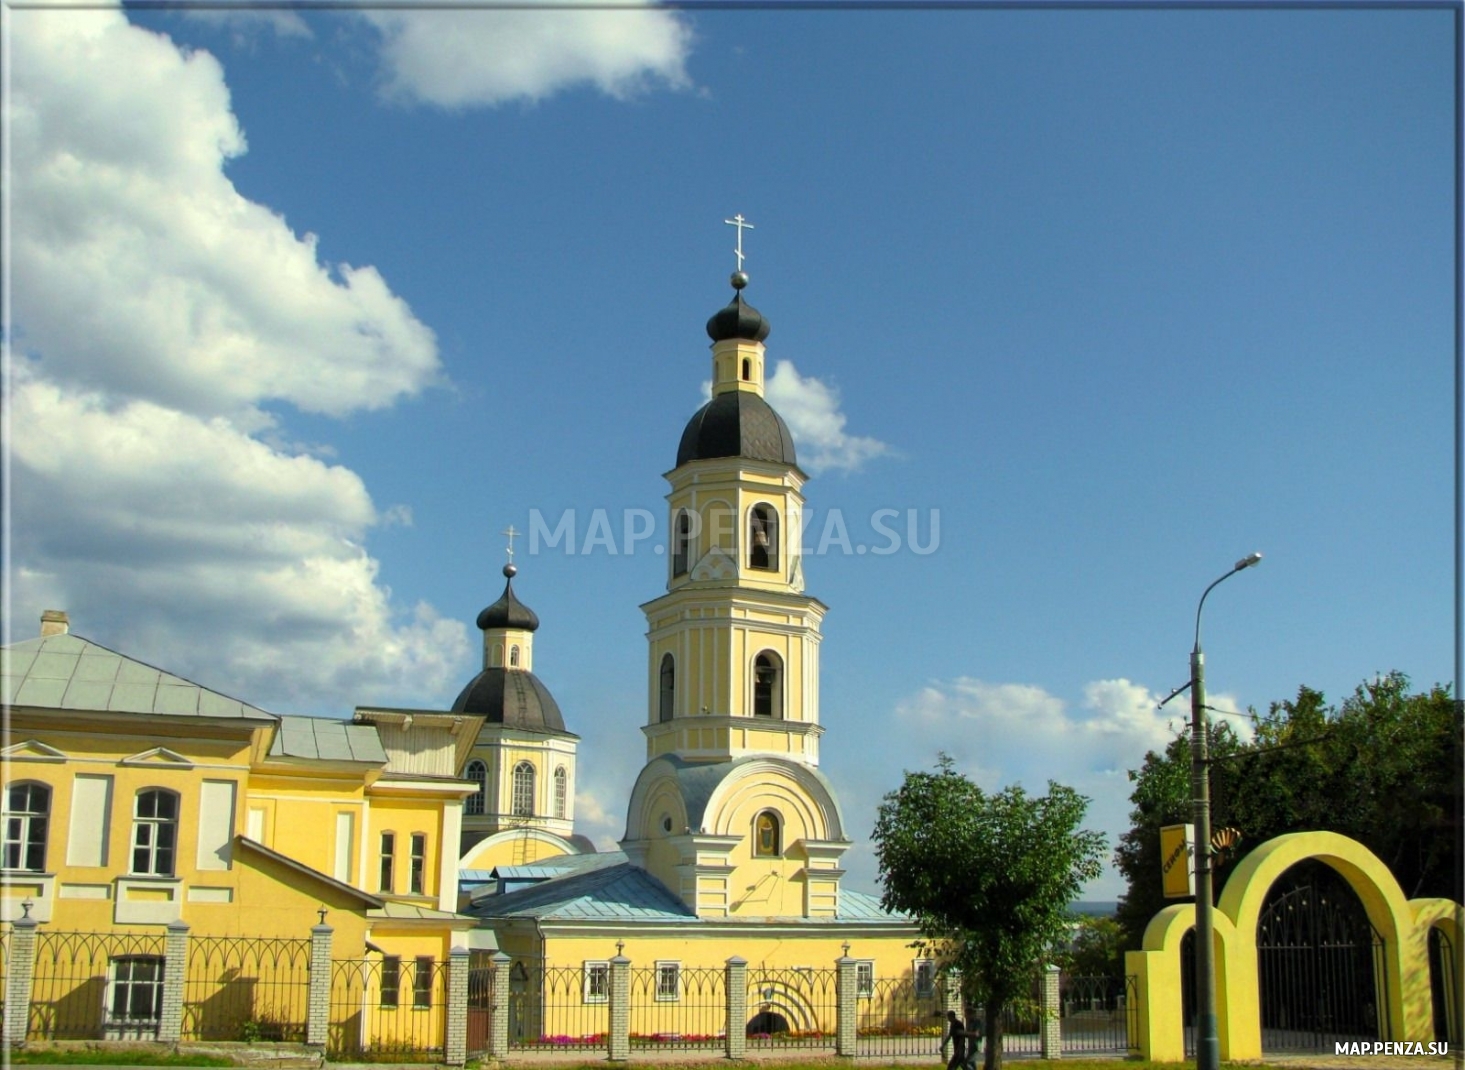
[{"left": 1160, "top": 823, "right": 1195, "bottom": 898}]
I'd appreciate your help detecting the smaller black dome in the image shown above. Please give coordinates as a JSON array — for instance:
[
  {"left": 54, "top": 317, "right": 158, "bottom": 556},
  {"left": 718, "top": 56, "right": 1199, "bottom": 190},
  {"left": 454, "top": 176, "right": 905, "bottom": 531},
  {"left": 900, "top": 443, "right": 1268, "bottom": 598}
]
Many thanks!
[
  {"left": 451, "top": 668, "right": 565, "bottom": 731},
  {"left": 476, "top": 571, "right": 539, "bottom": 632},
  {"left": 706, "top": 292, "right": 771, "bottom": 343}
]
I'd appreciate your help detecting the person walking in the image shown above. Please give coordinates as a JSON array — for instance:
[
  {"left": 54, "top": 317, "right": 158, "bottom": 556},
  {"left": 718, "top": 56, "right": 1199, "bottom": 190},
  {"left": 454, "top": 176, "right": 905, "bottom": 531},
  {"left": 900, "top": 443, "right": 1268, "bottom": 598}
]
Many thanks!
[{"left": 940, "top": 1009, "right": 970, "bottom": 1070}]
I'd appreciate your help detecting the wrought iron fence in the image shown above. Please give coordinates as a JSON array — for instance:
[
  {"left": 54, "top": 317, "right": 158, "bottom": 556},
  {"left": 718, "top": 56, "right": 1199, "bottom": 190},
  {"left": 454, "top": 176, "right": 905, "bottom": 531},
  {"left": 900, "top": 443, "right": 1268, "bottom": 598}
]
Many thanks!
[
  {"left": 992, "top": 974, "right": 1043, "bottom": 1056},
  {"left": 329, "top": 956, "right": 447, "bottom": 1058},
  {"left": 1430, "top": 925, "right": 1460, "bottom": 1045},
  {"left": 1125, "top": 974, "right": 1141, "bottom": 1054},
  {"left": 1059, "top": 974, "right": 1130, "bottom": 1054},
  {"left": 28, "top": 930, "right": 166, "bottom": 1040},
  {"left": 745, "top": 966, "right": 838, "bottom": 1052},
  {"left": 465, "top": 952, "right": 496, "bottom": 1056},
  {"left": 506, "top": 964, "right": 608, "bottom": 1052},
  {"left": 182, "top": 935, "right": 310, "bottom": 1042},
  {"left": 628, "top": 964, "right": 724, "bottom": 1051},
  {"left": 854, "top": 973, "right": 945, "bottom": 1057}
]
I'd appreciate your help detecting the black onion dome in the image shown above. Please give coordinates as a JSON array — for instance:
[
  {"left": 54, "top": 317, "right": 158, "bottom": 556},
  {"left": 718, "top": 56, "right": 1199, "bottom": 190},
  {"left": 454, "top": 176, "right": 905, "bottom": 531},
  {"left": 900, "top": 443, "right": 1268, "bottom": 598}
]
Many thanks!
[
  {"left": 706, "top": 291, "right": 771, "bottom": 343},
  {"left": 451, "top": 668, "right": 566, "bottom": 731},
  {"left": 677, "top": 391, "right": 798, "bottom": 468},
  {"left": 476, "top": 567, "right": 539, "bottom": 632}
]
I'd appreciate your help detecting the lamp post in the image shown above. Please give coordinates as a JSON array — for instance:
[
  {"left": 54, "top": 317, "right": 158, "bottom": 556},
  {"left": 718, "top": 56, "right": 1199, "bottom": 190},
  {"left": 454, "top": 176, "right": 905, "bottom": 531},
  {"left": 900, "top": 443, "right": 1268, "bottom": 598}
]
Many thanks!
[{"left": 1190, "top": 551, "right": 1261, "bottom": 1070}]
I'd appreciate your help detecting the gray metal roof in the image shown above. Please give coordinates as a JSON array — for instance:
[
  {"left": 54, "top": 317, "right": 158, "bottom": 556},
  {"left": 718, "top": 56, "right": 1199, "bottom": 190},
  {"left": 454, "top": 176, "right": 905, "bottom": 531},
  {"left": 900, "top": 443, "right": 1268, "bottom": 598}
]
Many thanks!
[
  {"left": 269, "top": 715, "right": 387, "bottom": 763},
  {"left": 1, "top": 633, "right": 274, "bottom": 720}
]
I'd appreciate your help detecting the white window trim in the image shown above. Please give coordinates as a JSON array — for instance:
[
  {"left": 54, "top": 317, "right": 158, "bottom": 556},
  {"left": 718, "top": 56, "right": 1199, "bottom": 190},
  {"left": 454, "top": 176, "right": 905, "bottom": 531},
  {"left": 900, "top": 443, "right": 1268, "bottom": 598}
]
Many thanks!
[
  {"left": 654, "top": 960, "right": 681, "bottom": 1002},
  {"left": 856, "top": 960, "right": 874, "bottom": 998},
  {"left": 105, "top": 955, "right": 165, "bottom": 1038},
  {"left": 914, "top": 957, "right": 936, "bottom": 999},
  {"left": 583, "top": 960, "right": 609, "bottom": 1004}
]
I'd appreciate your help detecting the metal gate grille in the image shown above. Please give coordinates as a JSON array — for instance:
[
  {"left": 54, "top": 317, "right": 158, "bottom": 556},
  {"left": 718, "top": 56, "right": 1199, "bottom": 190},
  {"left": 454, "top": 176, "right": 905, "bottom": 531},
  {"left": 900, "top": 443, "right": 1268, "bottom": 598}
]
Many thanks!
[
  {"left": 182, "top": 936, "right": 309, "bottom": 1041},
  {"left": 745, "top": 966, "right": 837, "bottom": 1052},
  {"left": 1429, "top": 925, "right": 1460, "bottom": 1045},
  {"left": 28, "top": 930, "right": 165, "bottom": 1040},
  {"left": 1258, "top": 866, "right": 1386, "bottom": 1052}
]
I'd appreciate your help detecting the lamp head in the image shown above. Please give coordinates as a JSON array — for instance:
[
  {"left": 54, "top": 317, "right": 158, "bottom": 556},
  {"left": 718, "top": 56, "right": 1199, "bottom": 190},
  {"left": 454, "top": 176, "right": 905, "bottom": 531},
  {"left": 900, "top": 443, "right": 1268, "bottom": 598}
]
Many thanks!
[{"left": 1235, "top": 552, "right": 1263, "bottom": 571}]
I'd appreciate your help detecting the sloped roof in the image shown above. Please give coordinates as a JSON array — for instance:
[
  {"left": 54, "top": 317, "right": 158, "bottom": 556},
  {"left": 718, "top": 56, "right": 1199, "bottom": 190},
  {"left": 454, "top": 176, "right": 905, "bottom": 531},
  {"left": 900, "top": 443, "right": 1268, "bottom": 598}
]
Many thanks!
[
  {"left": 489, "top": 853, "right": 623, "bottom": 882},
  {"left": 270, "top": 715, "right": 387, "bottom": 763},
  {"left": 1, "top": 632, "right": 274, "bottom": 720},
  {"left": 469, "top": 858, "right": 696, "bottom": 922},
  {"left": 832, "top": 888, "right": 910, "bottom": 922}
]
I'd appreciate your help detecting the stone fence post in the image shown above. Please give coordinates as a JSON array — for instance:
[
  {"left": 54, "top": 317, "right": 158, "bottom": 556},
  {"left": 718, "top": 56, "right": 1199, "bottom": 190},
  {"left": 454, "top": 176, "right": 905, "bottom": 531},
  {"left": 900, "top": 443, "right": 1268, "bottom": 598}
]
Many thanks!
[
  {"left": 1040, "top": 964, "right": 1062, "bottom": 1059},
  {"left": 835, "top": 951, "right": 857, "bottom": 1056},
  {"left": 445, "top": 947, "right": 469, "bottom": 1066},
  {"left": 157, "top": 921, "right": 190, "bottom": 1043},
  {"left": 3, "top": 916, "right": 39, "bottom": 1047},
  {"left": 487, "top": 952, "right": 511, "bottom": 1058},
  {"left": 608, "top": 949, "right": 630, "bottom": 1061},
  {"left": 307, "top": 923, "right": 333, "bottom": 1048},
  {"left": 724, "top": 956, "right": 747, "bottom": 1060}
]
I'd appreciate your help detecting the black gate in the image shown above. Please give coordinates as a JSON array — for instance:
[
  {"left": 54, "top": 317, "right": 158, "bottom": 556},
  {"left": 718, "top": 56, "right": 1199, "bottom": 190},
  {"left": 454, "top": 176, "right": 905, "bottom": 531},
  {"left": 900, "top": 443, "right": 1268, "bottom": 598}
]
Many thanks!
[
  {"left": 1428, "top": 926, "right": 1460, "bottom": 1045},
  {"left": 1257, "top": 864, "right": 1386, "bottom": 1052}
]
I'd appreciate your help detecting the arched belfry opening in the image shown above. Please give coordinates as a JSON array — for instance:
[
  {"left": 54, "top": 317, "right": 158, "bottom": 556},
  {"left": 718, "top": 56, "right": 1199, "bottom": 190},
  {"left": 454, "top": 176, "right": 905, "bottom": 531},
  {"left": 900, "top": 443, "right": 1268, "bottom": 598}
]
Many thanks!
[
  {"left": 749, "top": 505, "right": 778, "bottom": 571},
  {"left": 752, "top": 652, "right": 782, "bottom": 719},
  {"left": 1255, "top": 860, "right": 1384, "bottom": 1052},
  {"left": 658, "top": 654, "right": 675, "bottom": 723}
]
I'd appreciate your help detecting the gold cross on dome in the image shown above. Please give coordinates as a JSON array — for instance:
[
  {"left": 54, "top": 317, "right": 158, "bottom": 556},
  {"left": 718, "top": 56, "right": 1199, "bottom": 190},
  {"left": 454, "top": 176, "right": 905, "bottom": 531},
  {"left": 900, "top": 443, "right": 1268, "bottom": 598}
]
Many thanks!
[
  {"left": 502, "top": 525, "right": 519, "bottom": 564},
  {"left": 724, "top": 213, "right": 755, "bottom": 271}
]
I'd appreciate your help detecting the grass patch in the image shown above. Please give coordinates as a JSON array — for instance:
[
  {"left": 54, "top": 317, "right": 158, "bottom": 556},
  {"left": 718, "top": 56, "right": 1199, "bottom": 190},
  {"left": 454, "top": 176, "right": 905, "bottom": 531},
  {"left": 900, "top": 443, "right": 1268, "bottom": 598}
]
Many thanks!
[{"left": 6, "top": 1052, "right": 235, "bottom": 1066}]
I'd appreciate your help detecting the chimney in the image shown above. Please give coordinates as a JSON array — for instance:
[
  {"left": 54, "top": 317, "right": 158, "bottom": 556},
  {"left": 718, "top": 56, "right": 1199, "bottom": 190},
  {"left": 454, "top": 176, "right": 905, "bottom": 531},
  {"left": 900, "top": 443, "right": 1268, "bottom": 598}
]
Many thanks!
[{"left": 40, "top": 610, "right": 69, "bottom": 637}]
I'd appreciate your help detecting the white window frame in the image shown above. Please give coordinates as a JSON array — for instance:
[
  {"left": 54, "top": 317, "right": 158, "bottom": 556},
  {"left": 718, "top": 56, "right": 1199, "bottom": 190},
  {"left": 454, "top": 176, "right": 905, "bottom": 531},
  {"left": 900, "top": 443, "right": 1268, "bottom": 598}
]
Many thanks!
[
  {"left": 856, "top": 961, "right": 874, "bottom": 998},
  {"left": 2, "top": 781, "right": 50, "bottom": 872},
  {"left": 583, "top": 960, "right": 609, "bottom": 1004},
  {"left": 130, "top": 789, "right": 178, "bottom": 877},
  {"left": 914, "top": 958, "right": 936, "bottom": 999},
  {"left": 409, "top": 833, "right": 427, "bottom": 895},
  {"left": 413, "top": 956, "right": 434, "bottom": 1009},
  {"left": 654, "top": 961, "right": 681, "bottom": 1002},
  {"left": 553, "top": 766, "right": 568, "bottom": 820},
  {"left": 465, "top": 760, "right": 487, "bottom": 816},
  {"left": 511, "top": 762, "right": 535, "bottom": 817},
  {"left": 105, "top": 955, "right": 164, "bottom": 1036}
]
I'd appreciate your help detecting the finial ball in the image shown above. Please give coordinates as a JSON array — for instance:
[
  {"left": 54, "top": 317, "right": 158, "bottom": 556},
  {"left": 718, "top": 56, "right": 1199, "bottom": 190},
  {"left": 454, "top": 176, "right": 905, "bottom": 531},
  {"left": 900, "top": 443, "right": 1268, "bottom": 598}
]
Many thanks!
[
  {"left": 731, "top": 271, "right": 749, "bottom": 290},
  {"left": 502, "top": 563, "right": 518, "bottom": 579}
]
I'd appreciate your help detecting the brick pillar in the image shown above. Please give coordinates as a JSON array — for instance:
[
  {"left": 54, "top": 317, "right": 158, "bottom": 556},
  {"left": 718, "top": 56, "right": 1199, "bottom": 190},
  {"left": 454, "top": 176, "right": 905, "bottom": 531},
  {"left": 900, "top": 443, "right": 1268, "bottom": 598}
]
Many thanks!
[
  {"left": 487, "top": 952, "right": 511, "bottom": 1058},
  {"left": 724, "top": 957, "right": 747, "bottom": 1060},
  {"left": 3, "top": 916, "right": 39, "bottom": 1046},
  {"left": 307, "top": 924, "right": 333, "bottom": 1048},
  {"left": 835, "top": 951, "right": 857, "bottom": 1056},
  {"left": 1040, "top": 964, "right": 1062, "bottom": 1059},
  {"left": 156, "top": 921, "right": 190, "bottom": 1042},
  {"left": 608, "top": 950, "right": 630, "bottom": 1061},
  {"left": 445, "top": 947, "right": 469, "bottom": 1066},
  {"left": 944, "top": 969, "right": 962, "bottom": 1017}
]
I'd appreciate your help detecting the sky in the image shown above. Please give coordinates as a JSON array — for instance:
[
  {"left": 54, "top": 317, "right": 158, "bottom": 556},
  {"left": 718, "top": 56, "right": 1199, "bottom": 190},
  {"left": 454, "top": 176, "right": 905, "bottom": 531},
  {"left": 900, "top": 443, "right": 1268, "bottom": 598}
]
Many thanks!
[{"left": 2, "top": 1, "right": 1457, "bottom": 901}]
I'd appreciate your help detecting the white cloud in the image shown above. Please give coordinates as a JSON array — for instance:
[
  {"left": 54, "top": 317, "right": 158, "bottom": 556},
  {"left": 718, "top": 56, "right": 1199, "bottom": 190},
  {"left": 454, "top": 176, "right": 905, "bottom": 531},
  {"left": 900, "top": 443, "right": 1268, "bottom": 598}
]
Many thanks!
[
  {"left": 182, "top": 9, "right": 314, "bottom": 42},
  {"left": 363, "top": 5, "right": 692, "bottom": 109},
  {"left": 766, "top": 360, "right": 890, "bottom": 474},
  {"left": 4, "top": 8, "right": 469, "bottom": 712}
]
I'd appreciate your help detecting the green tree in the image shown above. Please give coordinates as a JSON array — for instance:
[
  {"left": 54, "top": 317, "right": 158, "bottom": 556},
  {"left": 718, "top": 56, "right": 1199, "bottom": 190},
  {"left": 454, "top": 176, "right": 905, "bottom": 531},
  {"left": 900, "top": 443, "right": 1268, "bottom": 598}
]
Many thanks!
[
  {"left": 1114, "top": 672, "right": 1459, "bottom": 953},
  {"left": 873, "top": 756, "right": 1106, "bottom": 1070},
  {"left": 1056, "top": 915, "right": 1127, "bottom": 978}
]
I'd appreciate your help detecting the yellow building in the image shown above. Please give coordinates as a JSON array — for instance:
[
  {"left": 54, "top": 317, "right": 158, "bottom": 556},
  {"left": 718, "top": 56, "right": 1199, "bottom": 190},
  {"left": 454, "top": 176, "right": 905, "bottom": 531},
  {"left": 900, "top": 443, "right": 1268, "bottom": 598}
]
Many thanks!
[{"left": 463, "top": 272, "right": 927, "bottom": 1042}]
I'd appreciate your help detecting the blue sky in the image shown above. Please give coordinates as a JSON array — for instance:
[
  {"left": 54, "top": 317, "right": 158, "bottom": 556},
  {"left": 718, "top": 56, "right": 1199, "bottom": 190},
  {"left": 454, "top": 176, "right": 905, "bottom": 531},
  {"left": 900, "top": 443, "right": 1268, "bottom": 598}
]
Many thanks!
[{"left": 4, "top": 3, "right": 1456, "bottom": 899}]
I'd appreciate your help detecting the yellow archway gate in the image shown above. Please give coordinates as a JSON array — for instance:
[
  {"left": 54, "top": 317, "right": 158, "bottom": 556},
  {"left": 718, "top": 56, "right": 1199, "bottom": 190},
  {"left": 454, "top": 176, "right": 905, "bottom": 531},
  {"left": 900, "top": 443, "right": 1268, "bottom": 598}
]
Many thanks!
[{"left": 1125, "top": 830, "right": 1463, "bottom": 1060}]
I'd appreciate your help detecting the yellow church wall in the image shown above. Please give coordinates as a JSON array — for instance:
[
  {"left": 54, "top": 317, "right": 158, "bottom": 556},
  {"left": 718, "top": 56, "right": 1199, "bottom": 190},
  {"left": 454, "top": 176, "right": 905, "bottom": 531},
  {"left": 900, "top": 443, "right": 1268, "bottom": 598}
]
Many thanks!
[
  {"left": 367, "top": 796, "right": 444, "bottom": 899},
  {"left": 459, "top": 831, "right": 572, "bottom": 872}
]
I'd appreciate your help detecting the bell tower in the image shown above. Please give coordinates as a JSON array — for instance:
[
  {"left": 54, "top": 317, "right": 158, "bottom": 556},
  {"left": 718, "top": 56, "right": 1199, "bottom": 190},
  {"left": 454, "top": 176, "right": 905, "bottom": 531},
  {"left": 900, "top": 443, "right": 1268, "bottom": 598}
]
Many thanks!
[{"left": 622, "top": 243, "right": 849, "bottom": 919}]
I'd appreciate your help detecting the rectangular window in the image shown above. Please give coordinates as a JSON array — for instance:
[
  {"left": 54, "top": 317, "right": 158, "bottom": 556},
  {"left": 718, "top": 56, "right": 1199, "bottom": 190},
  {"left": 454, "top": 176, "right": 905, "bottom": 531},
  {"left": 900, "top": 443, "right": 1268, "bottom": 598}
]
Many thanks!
[
  {"left": 856, "top": 961, "right": 874, "bottom": 998},
  {"left": 582, "top": 961, "right": 609, "bottom": 1004},
  {"left": 409, "top": 833, "right": 426, "bottom": 895},
  {"left": 655, "top": 961, "right": 680, "bottom": 1002},
  {"left": 131, "top": 789, "right": 178, "bottom": 876},
  {"left": 380, "top": 957, "right": 400, "bottom": 1009},
  {"left": 379, "top": 832, "right": 395, "bottom": 893},
  {"left": 108, "top": 956, "right": 164, "bottom": 1025},
  {"left": 413, "top": 957, "right": 434, "bottom": 1009},
  {"left": 914, "top": 958, "right": 936, "bottom": 999}
]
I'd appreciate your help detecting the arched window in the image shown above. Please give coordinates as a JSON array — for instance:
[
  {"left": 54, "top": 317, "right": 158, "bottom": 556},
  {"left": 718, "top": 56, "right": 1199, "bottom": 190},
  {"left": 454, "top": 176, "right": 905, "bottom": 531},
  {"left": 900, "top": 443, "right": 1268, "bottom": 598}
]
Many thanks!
[
  {"left": 672, "top": 512, "right": 691, "bottom": 577},
  {"left": 658, "top": 654, "right": 675, "bottom": 723},
  {"left": 2, "top": 782, "right": 50, "bottom": 872},
  {"left": 749, "top": 505, "right": 778, "bottom": 571},
  {"left": 509, "top": 645, "right": 520, "bottom": 668},
  {"left": 511, "top": 762, "right": 535, "bottom": 817},
  {"left": 742, "top": 358, "right": 751, "bottom": 381},
  {"left": 554, "top": 767, "right": 568, "bottom": 819},
  {"left": 753, "top": 810, "right": 781, "bottom": 857},
  {"left": 753, "top": 652, "right": 782, "bottom": 719},
  {"left": 132, "top": 789, "right": 179, "bottom": 876},
  {"left": 465, "top": 760, "right": 487, "bottom": 816}
]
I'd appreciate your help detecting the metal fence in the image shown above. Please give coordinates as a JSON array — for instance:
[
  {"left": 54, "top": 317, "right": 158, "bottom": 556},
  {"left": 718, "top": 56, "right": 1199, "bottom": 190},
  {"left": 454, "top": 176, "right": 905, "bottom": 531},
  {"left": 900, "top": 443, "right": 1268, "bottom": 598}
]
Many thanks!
[
  {"left": 329, "top": 956, "right": 448, "bottom": 1058},
  {"left": 465, "top": 953, "right": 496, "bottom": 1056},
  {"left": 992, "top": 974, "right": 1044, "bottom": 1056},
  {"left": 629, "top": 965, "right": 725, "bottom": 1051},
  {"left": 1059, "top": 974, "right": 1132, "bottom": 1054},
  {"left": 854, "top": 974, "right": 945, "bottom": 1057},
  {"left": 182, "top": 936, "right": 310, "bottom": 1042},
  {"left": 28, "top": 930, "right": 166, "bottom": 1040},
  {"left": 506, "top": 964, "right": 607, "bottom": 1052},
  {"left": 745, "top": 966, "right": 838, "bottom": 1052}
]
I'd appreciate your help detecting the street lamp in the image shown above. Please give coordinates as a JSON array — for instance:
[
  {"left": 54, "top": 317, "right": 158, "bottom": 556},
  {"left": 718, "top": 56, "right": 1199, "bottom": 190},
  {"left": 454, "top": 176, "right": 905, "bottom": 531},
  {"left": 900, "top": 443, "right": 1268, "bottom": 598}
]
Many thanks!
[{"left": 1190, "top": 551, "right": 1261, "bottom": 1070}]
